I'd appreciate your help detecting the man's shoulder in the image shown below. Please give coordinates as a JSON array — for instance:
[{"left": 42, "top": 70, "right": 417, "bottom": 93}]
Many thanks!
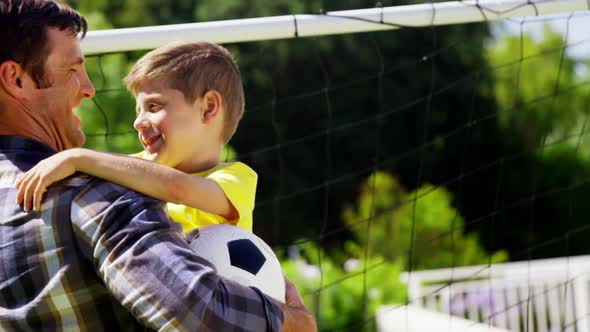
[
  {"left": 61, "top": 173, "right": 163, "bottom": 208},
  {"left": 64, "top": 173, "right": 174, "bottom": 234}
]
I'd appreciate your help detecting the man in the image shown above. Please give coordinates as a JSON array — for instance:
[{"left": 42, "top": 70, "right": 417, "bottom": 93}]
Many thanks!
[{"left": 0, "top": 1, "right": 316, "bottom": 331}]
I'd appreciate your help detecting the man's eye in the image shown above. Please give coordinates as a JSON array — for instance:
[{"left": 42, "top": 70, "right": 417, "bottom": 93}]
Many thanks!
[{"left": 148, "top": 103, "right": 159, "bottom": 111}]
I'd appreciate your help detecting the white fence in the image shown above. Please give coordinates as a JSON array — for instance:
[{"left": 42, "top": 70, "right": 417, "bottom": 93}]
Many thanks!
[
  {"left": 377, "top": 304, "right": 512, "bottom": 332},
  {"left": 399, "top": 255, "right": 590, "bottom": 332}
]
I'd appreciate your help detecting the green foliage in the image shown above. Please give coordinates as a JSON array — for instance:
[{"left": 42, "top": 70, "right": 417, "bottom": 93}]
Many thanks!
[
  {"left": 485, "top": 25, "right": 590, "bottom": 148},
  {"left": 281, "top": 241, "right": 406, "bottom": 332},
  {"left": 343, "top": 171, "right": 508, "bottom": 270},
  {"left": 279, "top": 170, "right": 506, "bottom": 331},
  {"left": 342, "top": 172, "right": 405, "bottom": 261},
  {"left": 478, "top": 25, "right": 590, "bottom": 259},
  {"left": 221, "top": 145, "right": 237, "bottom": 162},
  {"left": 395, "top": 184, "right": 508, "bottom": 269}
]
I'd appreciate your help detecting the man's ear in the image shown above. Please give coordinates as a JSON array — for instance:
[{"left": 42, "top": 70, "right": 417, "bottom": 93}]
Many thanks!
[
  {"left": 0, "top": 61, "right": 27, "bottom": 99},
  {"left": 201, "top": 90, "right": 222, "bottom": 123}
]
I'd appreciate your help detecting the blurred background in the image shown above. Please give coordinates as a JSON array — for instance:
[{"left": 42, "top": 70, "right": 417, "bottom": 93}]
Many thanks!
[{"left": 67, "top": 0, "right": 590, "bottom": 330}]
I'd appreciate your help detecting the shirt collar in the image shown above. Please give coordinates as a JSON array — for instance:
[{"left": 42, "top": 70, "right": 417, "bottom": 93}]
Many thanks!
[{"left": 0, "top": 135, "right": 57, "bottom": 154}]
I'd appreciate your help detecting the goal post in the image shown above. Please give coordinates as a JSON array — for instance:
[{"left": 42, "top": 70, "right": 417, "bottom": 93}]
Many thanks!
[{"left": 81, "top": 0, "right": 590, "bottom": 55}]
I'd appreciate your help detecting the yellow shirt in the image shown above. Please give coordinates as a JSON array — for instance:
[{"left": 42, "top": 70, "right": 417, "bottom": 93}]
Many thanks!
[{"left": 131, "top": 152, "right": 257, "bottom": 233}]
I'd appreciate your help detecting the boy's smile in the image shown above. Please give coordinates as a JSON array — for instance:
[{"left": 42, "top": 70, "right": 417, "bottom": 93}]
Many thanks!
[{"left": 140, "top": 132, "right": 162, "bottom": 151}]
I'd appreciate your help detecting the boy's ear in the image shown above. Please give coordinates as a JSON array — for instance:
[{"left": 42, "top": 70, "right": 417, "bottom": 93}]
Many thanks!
[
  {"left": 201, "top": 89, "right": 222, "bottom": 123},
  {"left": 0, "top": 61, "right": 27, "bottom": 99}
]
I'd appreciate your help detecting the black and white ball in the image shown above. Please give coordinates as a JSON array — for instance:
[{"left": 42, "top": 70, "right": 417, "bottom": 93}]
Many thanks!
[{"left": 188, "top": 224, "right": 285, "bottom": 303}]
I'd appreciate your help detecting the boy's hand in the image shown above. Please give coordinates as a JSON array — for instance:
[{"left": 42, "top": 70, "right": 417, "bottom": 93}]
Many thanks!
[{"left": 16, "top": 150, "right": 78, "bottom": 212}]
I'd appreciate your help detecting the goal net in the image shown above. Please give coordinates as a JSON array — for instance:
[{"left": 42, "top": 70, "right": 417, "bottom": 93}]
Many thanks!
[{"left": 77, "top": 1, "right": 590, "bottom": 331}]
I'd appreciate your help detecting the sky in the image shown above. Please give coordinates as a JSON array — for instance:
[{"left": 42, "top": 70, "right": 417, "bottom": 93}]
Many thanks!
[{"left": 493, "top": 11, "right": 590, "bottom": 59}]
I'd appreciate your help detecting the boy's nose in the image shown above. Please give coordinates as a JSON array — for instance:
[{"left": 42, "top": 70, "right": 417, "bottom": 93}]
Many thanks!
[{"left": 133, "top": 116, "right": 150, "bottom": 130}]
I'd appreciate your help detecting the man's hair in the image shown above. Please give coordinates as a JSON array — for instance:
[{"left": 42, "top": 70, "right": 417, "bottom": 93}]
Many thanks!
[
  {"left": 124, "top": 42, "right": 245, "bottom": 144},
  {"left": 0, "top": 0, "right": 87, "bottom": 88}
]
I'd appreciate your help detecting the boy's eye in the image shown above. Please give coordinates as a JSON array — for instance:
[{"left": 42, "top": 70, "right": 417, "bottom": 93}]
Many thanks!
[{"left": 148, "top": 103, "right": 159, "bottom": 111}]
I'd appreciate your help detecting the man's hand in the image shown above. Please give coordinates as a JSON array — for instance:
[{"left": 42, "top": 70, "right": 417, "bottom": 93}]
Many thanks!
[{"left": 281, "top": 277, "right": 317, "bottom": 332}]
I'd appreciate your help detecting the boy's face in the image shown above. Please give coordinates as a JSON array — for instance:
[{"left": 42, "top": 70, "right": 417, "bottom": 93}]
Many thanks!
[{"left": 133, "top": 81, "right": 209, "bottom": 171}]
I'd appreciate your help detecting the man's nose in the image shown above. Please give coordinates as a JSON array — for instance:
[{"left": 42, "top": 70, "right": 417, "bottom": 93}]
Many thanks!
[{"left": 80, "top": 69, "right": 95, "bottom": 99}]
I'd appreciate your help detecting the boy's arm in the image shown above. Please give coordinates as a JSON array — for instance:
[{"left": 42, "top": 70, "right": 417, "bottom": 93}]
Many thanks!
[{"left": 16, "top": 148, "right": 237, "bottom": 218}]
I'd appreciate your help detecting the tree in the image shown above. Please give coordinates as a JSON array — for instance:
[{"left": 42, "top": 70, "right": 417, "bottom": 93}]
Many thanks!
[
  {"left": 462, "top": 25, "right": 590, "bottom": 258},
  {"left": 281, "top": 240, "right": 407, "bottom": 332},
  {"left": 485, "top": 25, "right": 588, "bottom": 148},
  {"left": 342, "top": 171, "right": 507, "bottom": 270}
]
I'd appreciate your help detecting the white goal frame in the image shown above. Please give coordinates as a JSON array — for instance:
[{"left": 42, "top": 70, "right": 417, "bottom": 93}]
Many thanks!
[{"left": 81, "top": 0, "right": 590, "bottom": 55}]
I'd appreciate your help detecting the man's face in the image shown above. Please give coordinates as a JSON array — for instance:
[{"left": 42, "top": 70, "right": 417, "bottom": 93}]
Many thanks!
[
  {"left": 133, "top": 81, "right": 209, "bottom": 172},
  {"left": 28, "top": 28, "right": 95, "bottom": 150}
]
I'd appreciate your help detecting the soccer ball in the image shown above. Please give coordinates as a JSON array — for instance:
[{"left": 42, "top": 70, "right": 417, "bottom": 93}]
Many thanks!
[{"left": 188, "top": 224, "right": 285, "bottom": 303}]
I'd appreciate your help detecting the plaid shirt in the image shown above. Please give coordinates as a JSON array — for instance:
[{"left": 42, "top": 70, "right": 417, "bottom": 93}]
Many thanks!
[{"left": 0, "top": 136, "right": 283, "bottom": 331}]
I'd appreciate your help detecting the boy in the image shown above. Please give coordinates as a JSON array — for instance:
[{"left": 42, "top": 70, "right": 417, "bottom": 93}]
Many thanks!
[{"left": 16, "top": 41, "right": 256, "bottom": 233}]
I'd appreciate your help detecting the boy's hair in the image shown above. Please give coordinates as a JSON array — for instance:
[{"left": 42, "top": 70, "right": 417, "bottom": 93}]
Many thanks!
[
  {"left": 0, "top": 0, "right": 87, "bottom": 88},
  {"left": 124, "top": 42, "right": 245, "bottom": 144}
]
